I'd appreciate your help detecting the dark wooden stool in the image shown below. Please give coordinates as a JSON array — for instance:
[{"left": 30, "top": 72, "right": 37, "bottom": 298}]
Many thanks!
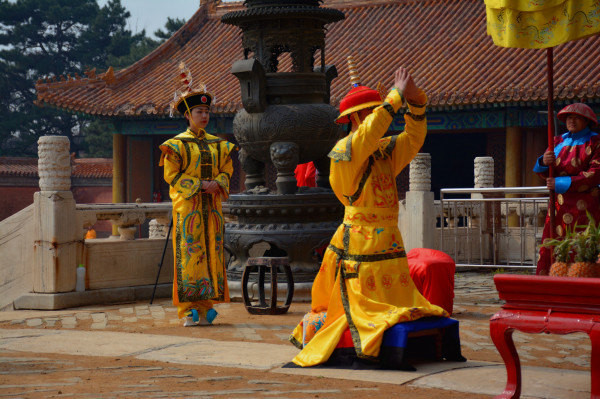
[{"left": 242, "top": 256, "right": 294, "bottom": 315}]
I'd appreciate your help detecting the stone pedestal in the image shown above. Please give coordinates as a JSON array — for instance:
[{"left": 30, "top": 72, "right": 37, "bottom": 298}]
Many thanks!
[
  {"left": 33, "top": 136, "right": 78, "bottom": 293},
  {"left": 403, "top": 191, "right": 435, "bottom": 251},
  {"left": 400, "top": 153, "right": 435, "bottom": 251}
]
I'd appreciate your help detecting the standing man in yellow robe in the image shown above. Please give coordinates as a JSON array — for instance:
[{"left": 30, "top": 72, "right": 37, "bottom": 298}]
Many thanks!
[
  {"left": 290, "top": 66, "right": 448, "bottom": 366},
  {"left": 159, "top": 65, "right": 236, "bottom": 327}
]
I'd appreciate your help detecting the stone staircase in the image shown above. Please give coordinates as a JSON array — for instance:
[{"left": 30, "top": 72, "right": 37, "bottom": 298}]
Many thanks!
[{"left": 0, "top": 204, "right": 34, "bottom": 310}]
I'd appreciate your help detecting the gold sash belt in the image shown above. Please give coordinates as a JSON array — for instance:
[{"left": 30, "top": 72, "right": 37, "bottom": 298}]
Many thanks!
[{"left": 343, "top": 206, "right": 398, "bottom": 226}]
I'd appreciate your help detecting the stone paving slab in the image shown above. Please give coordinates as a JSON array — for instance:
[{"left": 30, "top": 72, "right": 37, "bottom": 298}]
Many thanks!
[
  {"left": 0, "top": 326, "right": 592, "bottom": 398},
  {"left": 137, "top": 339, "right": 299, "bottom": 370},
  {"left": 0, "top": 328, "right": 196, "bottom": 358},
  {"left": 411, "top": 362, "right": 591, "bottom": 399},
  {"left": 0, "top": 328, "right": 297, "bottom": 370},
  {"left": 272, "top": 360, "right": 489, "bottom": 385}
]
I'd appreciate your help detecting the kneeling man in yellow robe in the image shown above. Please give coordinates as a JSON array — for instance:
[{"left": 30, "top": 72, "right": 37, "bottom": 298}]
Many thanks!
[{"left": 289, "top": 65, "right": 448, "bottom": 367}]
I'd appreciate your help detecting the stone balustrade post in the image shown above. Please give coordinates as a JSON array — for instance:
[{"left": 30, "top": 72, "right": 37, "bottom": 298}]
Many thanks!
[
  {"left": 474, "top": 156, "right": 494, "bottom": 189},
  {"left": 473, "top": 156, "right": 495, "bottom": 234},
  {"left": 409, "top": 153, "right": 431, "bottom": 192},
  {"left": 33, "top": 136, "right": 78, "bottom": 293},
  {"left": 399, "top": 153, "right": 435, "bottom": 251}
]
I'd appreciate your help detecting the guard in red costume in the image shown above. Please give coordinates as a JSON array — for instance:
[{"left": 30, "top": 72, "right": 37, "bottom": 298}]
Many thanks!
[{"left": 534, "top": 103, "right": 600, "bottom": 275}]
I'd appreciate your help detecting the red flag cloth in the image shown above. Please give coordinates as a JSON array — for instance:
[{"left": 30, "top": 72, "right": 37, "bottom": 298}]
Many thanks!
[
  {"left": 295, "top": 162, "right": 316, "bottom": 187},
  {"left": 407, "top": 248, "right": 455, "bottom": 316}
]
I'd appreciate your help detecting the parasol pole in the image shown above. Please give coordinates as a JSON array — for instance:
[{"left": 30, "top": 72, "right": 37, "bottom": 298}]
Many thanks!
[{"left": 546, "top": 47, "right": 555, "bottom": 241}]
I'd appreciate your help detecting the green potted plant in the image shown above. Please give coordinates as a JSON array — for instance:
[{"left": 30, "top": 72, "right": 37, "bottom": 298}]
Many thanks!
[{"left": 567, "top": 212, "right": 600, "bottom": 278}]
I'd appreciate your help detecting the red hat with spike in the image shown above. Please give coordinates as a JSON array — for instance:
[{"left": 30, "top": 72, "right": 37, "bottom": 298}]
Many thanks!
[{"left": 335, "top": 56, "right": 383, "bottom": 124}]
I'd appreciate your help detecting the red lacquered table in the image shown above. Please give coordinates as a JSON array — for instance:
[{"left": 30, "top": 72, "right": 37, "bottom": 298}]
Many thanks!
[{"left": 490, "top": 274, "right": 600, "bottom": 399}]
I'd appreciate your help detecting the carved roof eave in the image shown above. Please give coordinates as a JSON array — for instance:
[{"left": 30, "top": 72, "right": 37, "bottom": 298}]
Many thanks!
[
  {"left": 221, "top": 6, "right": 345, "bottom": 26},
  {"left": 34, "top": 98, "right": 240, "bottom": 120},
  {"left": 33, "top": 0, "right": 600, "bottom": 118},
  {"left": 34, "top": 3, "right": 213, "bottom": 113}
]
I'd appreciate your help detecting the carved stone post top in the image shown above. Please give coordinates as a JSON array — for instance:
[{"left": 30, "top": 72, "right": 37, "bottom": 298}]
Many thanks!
[
  {"left": 474, "top": 156, "right": 494, "bottom": 164},
  {"left": 37, "top": 135, "right": 71, "bottom": 192},
  {"left": 409, "top": 152, "right": 431, "bottom": 192},
  {"left": 412, "top": 152, "right": 431, "bottom": 161},
  {"left": 474, "top": 156, "right": 494, "bottom": 188},
  {"left": 38, "top": 135, "right": 70, "bottom": 145}
]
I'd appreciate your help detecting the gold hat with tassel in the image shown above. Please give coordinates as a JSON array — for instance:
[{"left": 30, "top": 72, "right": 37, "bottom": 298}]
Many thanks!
[{"left": 169, "top": 62, "right": 213, "bottom": 117}]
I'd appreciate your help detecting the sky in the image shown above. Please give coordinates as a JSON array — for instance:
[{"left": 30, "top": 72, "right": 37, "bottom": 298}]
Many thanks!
[{"left": 98, "top": 0, "right": 237, "bottom": 39}]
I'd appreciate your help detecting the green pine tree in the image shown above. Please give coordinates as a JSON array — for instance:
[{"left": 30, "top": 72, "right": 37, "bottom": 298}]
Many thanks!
[{"left": 0, "top": 0, "right": 140, "bottom": 156}]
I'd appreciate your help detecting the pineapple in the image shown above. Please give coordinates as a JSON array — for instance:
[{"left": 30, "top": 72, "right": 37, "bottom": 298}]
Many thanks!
[
  {"left": 567, "top": 262, "right": 597, "bottom": 277},
  {"left": 568, "top": 213, "right": 600, "bottom": 278},
  {"left": 549, "top": 260, "right": 570, "bottom": 277},
  {"left": 540, "top": 230, "right": 574, "bottom": 277}
]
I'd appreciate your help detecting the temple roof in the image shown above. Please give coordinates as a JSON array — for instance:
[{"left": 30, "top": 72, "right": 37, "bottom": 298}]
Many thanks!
[{"left": 35, "top": 0, "right": 600, "bottom": 118}]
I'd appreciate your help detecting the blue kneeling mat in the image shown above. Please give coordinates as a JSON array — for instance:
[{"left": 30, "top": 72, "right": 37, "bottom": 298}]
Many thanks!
[{"left": 327, "top": 317, "right": 466, "bottom": 370}]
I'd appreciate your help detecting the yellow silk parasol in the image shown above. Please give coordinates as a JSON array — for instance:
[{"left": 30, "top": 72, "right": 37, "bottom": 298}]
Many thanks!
[
  {"left": 484, "top": 0, "right": 600, "bottom": 241},
  {"left": 485, "top": 0, "right": 600, "bottom": 49}
]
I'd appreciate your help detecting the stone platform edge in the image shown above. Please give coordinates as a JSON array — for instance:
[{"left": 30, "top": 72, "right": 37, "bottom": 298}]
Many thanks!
[{"left": 13, "top": 282, "right": 313, "bottom": 310}]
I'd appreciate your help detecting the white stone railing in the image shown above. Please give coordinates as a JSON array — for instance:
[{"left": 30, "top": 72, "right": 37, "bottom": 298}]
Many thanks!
[
  {"left": 11, "top": 136, "right": 177, "bottom": 303},
  {"left": 434, "top": 198, "right": 548, "bottom": 229},
  {"left": 399, "top": 153, "right": 549, "bottom": 270},
  {"left": 438, "top": 187, "right": 549, "bottom": 269},
  {"left": 76, "top": 203, "right": 172, "bottom": 240}
]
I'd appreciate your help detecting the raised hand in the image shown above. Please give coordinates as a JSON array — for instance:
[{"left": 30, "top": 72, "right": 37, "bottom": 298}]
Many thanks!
[{"left": 394, "top": 67, "right": 419, "bottom": 102}]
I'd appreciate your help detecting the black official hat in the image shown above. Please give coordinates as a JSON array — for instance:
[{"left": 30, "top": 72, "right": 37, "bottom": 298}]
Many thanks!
[{"left": 170, "top": 62, "right": 213, "bottom": 117}]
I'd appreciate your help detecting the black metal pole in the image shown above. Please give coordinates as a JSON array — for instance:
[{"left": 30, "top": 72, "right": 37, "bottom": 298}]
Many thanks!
[{"left": 150, "top": 219, "right": 173, "bottom": 304}]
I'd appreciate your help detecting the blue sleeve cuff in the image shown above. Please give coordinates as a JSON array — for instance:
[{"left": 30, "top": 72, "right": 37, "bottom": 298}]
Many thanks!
[
  {"left": 533, "top": 156, "right": 548, "bottom": 173},
  {"left": 554, "top": 176, "right": 571, "bottom": 194}
]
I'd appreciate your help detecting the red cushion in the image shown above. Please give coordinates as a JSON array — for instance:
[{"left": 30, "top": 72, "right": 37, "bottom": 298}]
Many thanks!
[
  {"left": 336, "top": 327, "right": 354, "bottom": 348},
  {"left": 407, "top": 248, "right": 455, "bottom": 315}
]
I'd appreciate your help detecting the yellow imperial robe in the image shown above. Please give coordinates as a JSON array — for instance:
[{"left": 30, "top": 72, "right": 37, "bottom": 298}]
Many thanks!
[
  {"left": 159, "top": 129, "right": 236, "bottom": 319},
  {"left": 290, "top": 88, "right": 448, "bottom": 367}
]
